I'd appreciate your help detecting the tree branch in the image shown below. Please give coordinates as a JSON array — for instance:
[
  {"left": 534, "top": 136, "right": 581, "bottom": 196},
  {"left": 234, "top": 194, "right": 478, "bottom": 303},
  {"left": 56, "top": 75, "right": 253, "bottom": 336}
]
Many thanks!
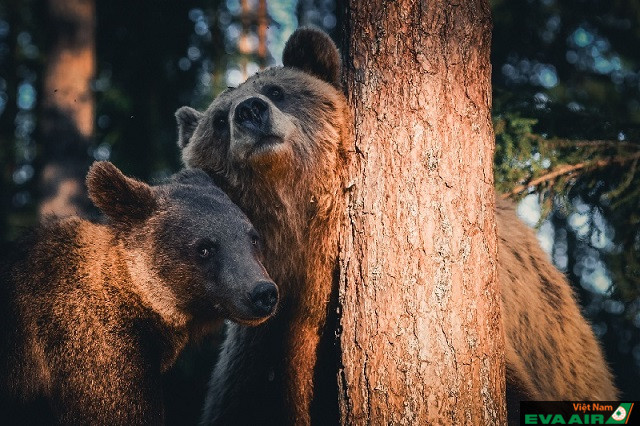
[
  {"left": 542, "top": 138, "right": 640, "bottom": 150},
  {"left": 502, "top": 151, "right": 640, "bottom": 199}
]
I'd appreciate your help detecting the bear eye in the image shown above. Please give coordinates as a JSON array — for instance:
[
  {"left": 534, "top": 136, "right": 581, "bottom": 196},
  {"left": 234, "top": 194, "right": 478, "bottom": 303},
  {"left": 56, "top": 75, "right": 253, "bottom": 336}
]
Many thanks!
[
  {"left": 265, "top": 85, "right": 284, "bottom": 102},
  {"left": 196, "top": 239, "right": 217, "bottom": 259},
  {"left": 249, "top": 230, "right": 261, "bottom": 248},
  {"left": 213, "top": 113, "right": 228, "bottom": 132}
]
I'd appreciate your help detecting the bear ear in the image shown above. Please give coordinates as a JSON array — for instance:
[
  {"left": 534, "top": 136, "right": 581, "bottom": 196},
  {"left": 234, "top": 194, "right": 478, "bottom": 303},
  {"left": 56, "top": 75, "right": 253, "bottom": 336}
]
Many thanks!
[
  {"left": 282, "top": 27, "right": 341, "bottom": 89},
  {"left": 86, "top": 161, "right": 158, "bottom": 224},
  {"left": 175, "top": 106, "right": 203, "bottom": 149}
]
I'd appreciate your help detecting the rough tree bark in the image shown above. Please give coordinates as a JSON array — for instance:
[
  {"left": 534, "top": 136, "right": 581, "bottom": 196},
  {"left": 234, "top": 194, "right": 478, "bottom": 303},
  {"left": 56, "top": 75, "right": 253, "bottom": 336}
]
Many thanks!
[
  {"left": 337, "top": 1, "right": 506, "bottom": 424},
  {"left": 39, "top": 0, "right": 95, "bottom": 217}
]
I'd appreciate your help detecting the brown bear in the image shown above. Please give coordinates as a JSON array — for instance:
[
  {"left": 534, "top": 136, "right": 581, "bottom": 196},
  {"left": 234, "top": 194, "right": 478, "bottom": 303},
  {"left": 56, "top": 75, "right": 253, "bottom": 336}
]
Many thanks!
[
  {"left": 0, "top": 161, "right": 278, "bottom": 425},
  {"left": 176, "top": 28, "right": 348, "bottom": 426},
  {"left": 176, "top": 28, "right": 617, "bottom": 425}
]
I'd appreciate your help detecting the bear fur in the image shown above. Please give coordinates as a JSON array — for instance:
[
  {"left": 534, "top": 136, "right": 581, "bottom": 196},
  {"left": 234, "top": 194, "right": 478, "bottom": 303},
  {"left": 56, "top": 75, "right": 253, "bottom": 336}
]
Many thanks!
[
  {"left": 176, "top": 28, "right": 617, "bottom": 425},
  {"left": 0, "top": 161, "right": 277, "bottom": 425},
  {"left": 497, "top": 199, "right": 617, "bottom": 416}
]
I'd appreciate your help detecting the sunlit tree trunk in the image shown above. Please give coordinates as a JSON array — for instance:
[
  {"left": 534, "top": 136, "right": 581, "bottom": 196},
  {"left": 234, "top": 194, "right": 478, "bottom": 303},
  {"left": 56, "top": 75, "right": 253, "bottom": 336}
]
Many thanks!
[
  {"left": 257, "top": 0, "right": 268, "bottom": 67},
  {"left": 40, "top": 0, "right": 95, "bottom": 218},
  {"left": 238, "top": 0, "right": 251, "bottom": 80},
  {"left": 337, "top": 0, "right": 506, "bottom": 424}
]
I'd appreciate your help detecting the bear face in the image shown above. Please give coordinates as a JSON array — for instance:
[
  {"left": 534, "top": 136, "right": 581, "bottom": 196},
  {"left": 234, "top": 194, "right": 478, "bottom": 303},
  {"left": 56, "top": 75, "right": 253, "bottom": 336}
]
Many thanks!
[
  {"left": 86, "top": 161, "right": 278, "bottom": 325},
  {"left": 176, "top": 29, "right": 348, "bottom": 197}
]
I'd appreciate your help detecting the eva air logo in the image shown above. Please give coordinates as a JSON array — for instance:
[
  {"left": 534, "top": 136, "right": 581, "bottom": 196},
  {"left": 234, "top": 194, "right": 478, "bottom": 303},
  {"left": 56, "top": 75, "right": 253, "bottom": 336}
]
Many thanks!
[
  {"left": 606, "top": 403, "right": 634, "bottom": 424},
  {"left": 522, "top": 401, "right": 638, "bottom": 425}
]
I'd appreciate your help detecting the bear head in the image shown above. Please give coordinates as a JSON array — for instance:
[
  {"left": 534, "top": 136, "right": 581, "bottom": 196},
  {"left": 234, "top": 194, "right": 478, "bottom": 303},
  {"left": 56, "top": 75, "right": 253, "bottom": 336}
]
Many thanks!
[
  {"left": 86, "top": 161, "right": 278, "bottom": 326},
  {"left": 175, "top": 28, "right": 349, "bottom": 196}
]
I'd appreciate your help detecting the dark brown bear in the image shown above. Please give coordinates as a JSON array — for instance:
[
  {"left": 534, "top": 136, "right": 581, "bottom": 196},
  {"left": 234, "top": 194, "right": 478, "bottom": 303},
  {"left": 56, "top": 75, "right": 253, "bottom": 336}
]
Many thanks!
[
  {"left": 176, "top": 28, "right": 616, "bottom": 425},
  {"left": 0, "top": 161, "right": 278, "bottom": 425}
]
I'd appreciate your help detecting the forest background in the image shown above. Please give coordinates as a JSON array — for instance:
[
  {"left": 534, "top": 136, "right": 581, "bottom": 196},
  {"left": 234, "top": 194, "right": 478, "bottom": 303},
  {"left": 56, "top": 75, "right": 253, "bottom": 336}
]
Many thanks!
[{"left": 0, "top": 0, "right": 638, "bottom": 423}]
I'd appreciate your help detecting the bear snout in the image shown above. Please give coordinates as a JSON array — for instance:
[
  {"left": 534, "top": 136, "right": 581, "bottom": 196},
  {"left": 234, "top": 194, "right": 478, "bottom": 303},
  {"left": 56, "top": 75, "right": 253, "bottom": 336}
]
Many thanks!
[
  {"left": 249, "top": 280, "right": 279, "bottom": 317},
  {"left": 235, "top": 97, "right": 270, "bottom": 134}
]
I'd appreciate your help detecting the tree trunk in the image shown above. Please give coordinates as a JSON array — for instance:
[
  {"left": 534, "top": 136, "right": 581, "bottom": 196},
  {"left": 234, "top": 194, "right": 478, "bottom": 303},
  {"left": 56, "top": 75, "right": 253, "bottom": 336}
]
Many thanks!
[
  {"left": 239, "top": 0, "right": 251, "bottom": 80},
  {"left": 39, "top": 0, "right": 95, "bottom": 218},
  {"left": 257, "top": 0, "right": 268, "bottom": 67},
  {"left": 337, "top": 1, "right": 506, "bottom": 424}
]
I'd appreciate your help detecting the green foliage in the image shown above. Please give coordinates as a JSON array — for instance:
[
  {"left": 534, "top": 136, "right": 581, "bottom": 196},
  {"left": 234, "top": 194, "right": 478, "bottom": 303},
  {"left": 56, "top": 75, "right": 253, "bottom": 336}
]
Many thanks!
[
  {"left": 493, "top": 113, "right": 543, "bottom": 195},
  {"left": 495, "top": 113, "right": 640, "bottom": 203},
  {"left": 494, "top": 107, "right": 640, "bottom": 293}
]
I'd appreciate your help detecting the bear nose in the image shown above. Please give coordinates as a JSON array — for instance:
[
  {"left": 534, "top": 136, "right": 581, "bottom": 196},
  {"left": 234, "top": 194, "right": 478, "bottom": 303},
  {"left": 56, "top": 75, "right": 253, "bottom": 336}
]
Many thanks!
[
  {"left": 235, "top": 97, "right": 270, "bottom": 133},
  {"left": 249, "top": 280, "right": 279, "bottom": 317}
]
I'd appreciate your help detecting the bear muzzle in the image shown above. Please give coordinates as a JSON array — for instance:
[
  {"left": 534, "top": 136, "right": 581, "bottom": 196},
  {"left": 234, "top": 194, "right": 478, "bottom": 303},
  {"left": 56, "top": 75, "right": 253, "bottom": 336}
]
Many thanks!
[
  {"left": 228, "top": 280, "right": 279, "bottom": 326},
  {"left": 234, "top": 97, "right": 271, "bottom": 135},
  {"left": 232, "top": 97, "right": 287, "bottom": 159},
  {"left": 249, "top": 280, "right": 279, "bottom": 317}
]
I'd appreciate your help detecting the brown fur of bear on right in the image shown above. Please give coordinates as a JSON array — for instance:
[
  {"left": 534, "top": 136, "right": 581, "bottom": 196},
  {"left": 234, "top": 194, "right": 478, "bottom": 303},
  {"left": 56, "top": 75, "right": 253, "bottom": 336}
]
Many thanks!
[
  {"left": 177, "top": 28, "right": 617, "bottom": 425},
  {"left": 497, "top": 199, "right": 617, "bottom": 402},
  {"left": 0, "top": 161, "right": 277, "bottom": 425}
]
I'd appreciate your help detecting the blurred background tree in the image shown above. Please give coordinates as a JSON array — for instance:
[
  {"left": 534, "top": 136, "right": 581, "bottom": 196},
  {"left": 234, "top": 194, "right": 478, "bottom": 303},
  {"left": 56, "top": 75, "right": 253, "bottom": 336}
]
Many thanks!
[
  {"left": 39, "top": 0, "right": 95, "bottom": 218},
  {"left": 0, "top": 0, "right": 637, "bottom": 422}
]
